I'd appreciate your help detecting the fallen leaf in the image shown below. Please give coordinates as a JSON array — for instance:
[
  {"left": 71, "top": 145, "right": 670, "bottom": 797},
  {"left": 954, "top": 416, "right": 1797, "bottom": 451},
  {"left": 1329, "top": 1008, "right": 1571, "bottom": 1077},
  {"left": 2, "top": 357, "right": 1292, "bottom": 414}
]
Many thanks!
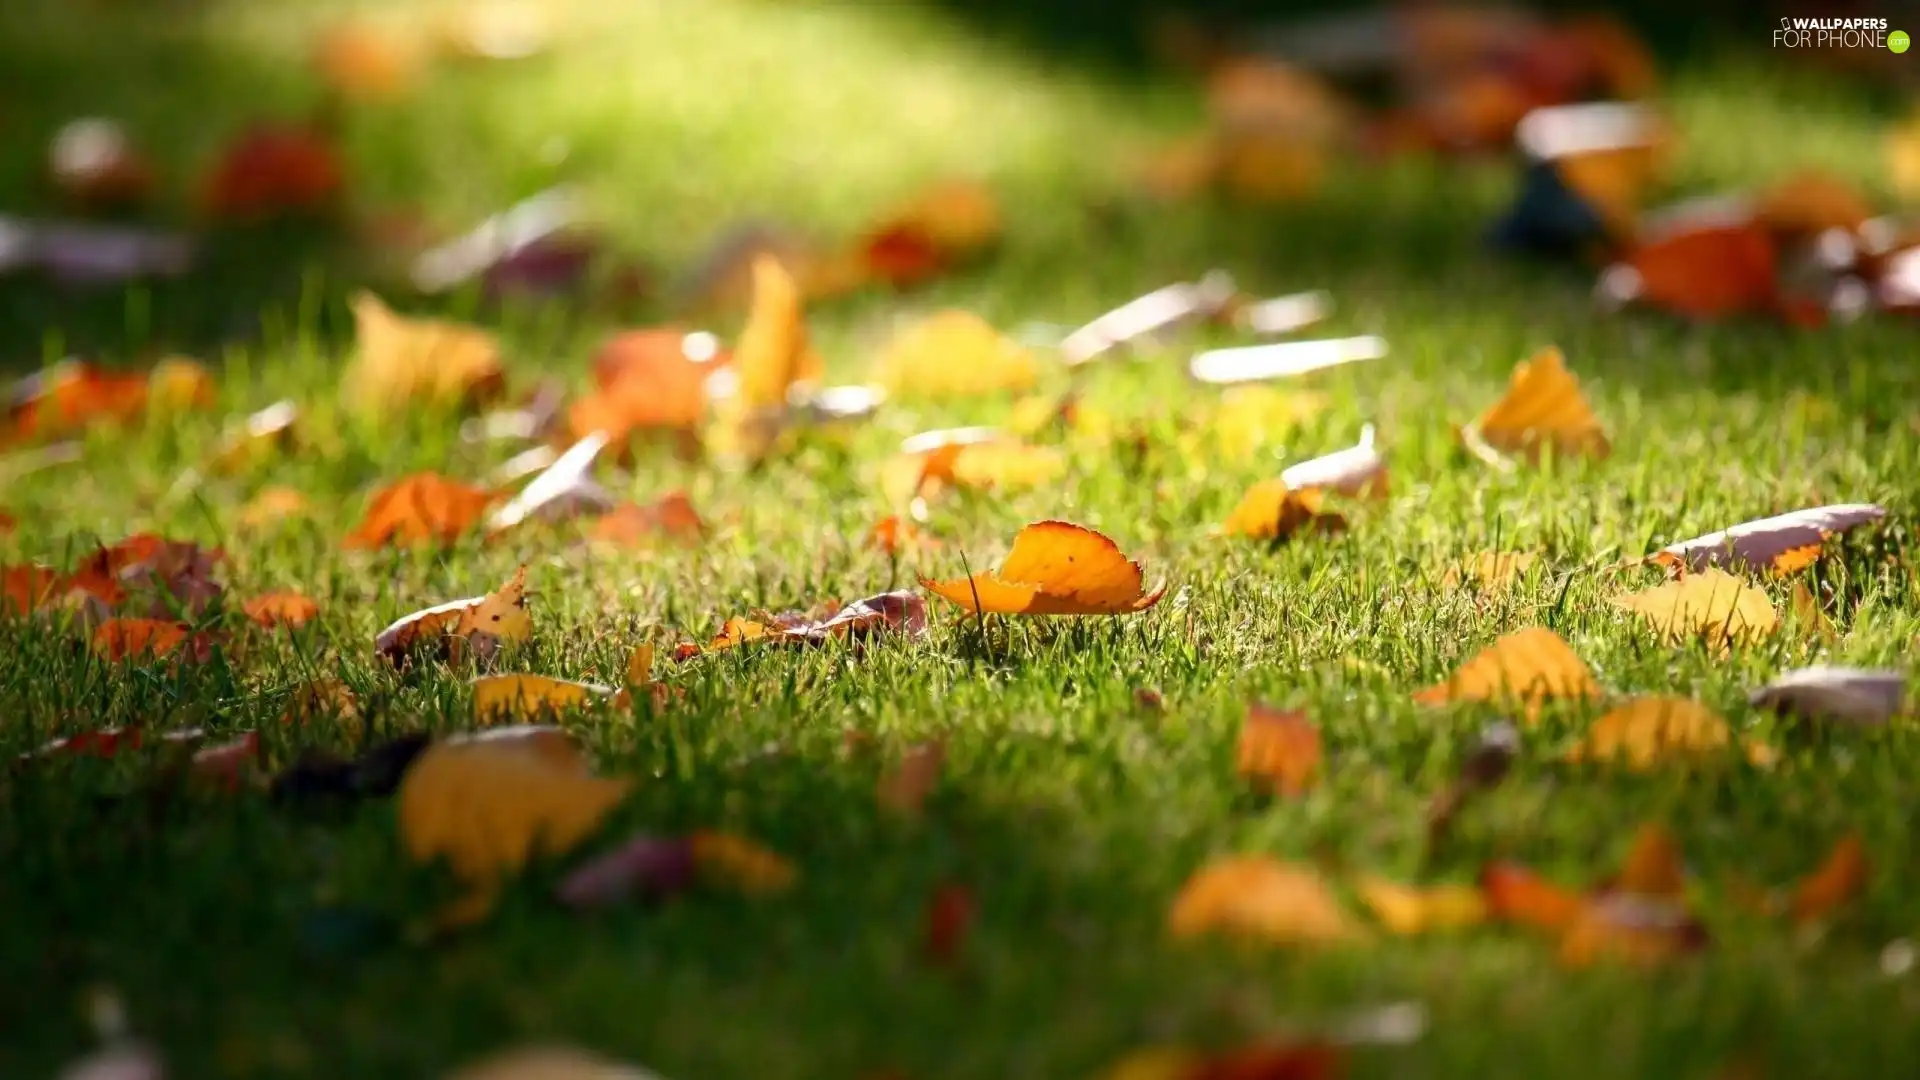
[
  {"left": 1648, "top": 504, "right": 1887, "bottom": 575},
  {"left": 923, "top": 882, "right": 974, "bottom": 967},
  {"left": 1, "top": 565, "right": 59, "bottom": 615},
  {"left": 1235, "top": 704, "right": 1321, "bottom": 796},
  {"left": 1791, "top": 833, "right": 1869, "bottom": 926},
  {"left": 874, "top": 310, "right": 1038, "bottom": 399},
  {"left": 76, "top": 533, "right": 225, "bottom": 618},
  {"left": 1612, "top": 823, "right": 1686, "bottom": 898},
  {"left": 1168, "top": 855, "right": 1365, "bottom": 946},
  {"left": 922, "top": 520, "right": 1166, "bottom": 615},
  {"left": 441, "top": 1045, "right": 663, "bottom": 1080},
  {"left": 1479, "top": 862, "right": 1587, "bottom": 933},
  {"left": 568, "top": 328, "right": 726, "bottom": 442},
  {"left": 1754, "top": 170, "right": 1872, "bottom": 240},
  {"left": 1356, "top": 877, "right": 1487, "bottom": 935},
  {"left": 1464, "top": 346, "right": 1609, "bottom": 461},
  {"left": 1216, "top": 130, "right": 1327, "bottom": 203},
  {"left": 471, "top": 674, "right": 615, "bottom": 721},
  {"left": 398, "top": 730, "right": 632, "bottom": 925},
  {"left": 281, "top": 677, "right": 360, "bottom": 729},
  {"left": 1750, "top": 665, "right": 1907, "bottom": 727},
  {"left": 588, "top": 492, "right": 705, "bottom": 547},
  {"left": 375, "top": 567, "right": 531, "bottom": 666},
  {"left": 863, "top": 180, "right": 1001, "bottom": 264},
  {"left": 1558, "top": 890, "right": 1705, "bottom": 968},
  {"left": 1606, "top": 220, "right": 1783, "bottom": 321},
  {"left": 877, "top": 739, "right": 946, "bottom": 818},
  {"left": 90, "top": 618, "right": 198, "bottom": 662},
  {"left": 1566, "top": 696, "right": 1775, "bottom": 771},
  {"left": 1217, "top": 481, "right": 1345, "bottom": 541},
  {"left": 344, "top": 473, "right": 494, "bottom": 549},
  {"left": 240, "top": 486, "right": 311, "bottom": 530},
  {"left": 1442, "top": 552, "right": 1539, "bottom": 591},
  {"left": 343, "top": 292, "right": 506, "bottom": 415},
  {"left": 1188, "top": 335, "right": 1387, "bottom": 385},
  {"left": 242, "top": 591, "right": 320, "bottom": 629},
  {"left": 486, "top": 433, "right": 613, "bottom": 533},
  {"left": 1616, "top": 568, "right": 1778, "bottom": 650},
  {"left": 1413, "top": 627, "right": 1600, "bottom": 721},
  {"left": 200, "top": 122, "right": 345, "bottom": 222},
  {"left": 555, "top": 832, "right": 697, "bottom": 910},
  {"left": 688, "top": 830, "right": 797, "bottom": 895},
  {"left": 6, "top": 359, "right": 212, "bottom": 443},
  {"left": 866, "top": 514, "right": 937, "bottom": 556},
  {"left": 1788, "top": 581, "right": 1836, "bottom": 642},
  {"left": 210, "top": 400, "right": 298, "bottom": 474},
  {"left": 1063, "top": 273, "right": 1239, "bottom": 366},
  {"left": 1280, "top": 425, "right": 1389, "bottom": 497},
  {"left": 704, "top": 590, "right": 929, "bottom": 651},
  {"left": 709, "top": 254, "right": 822, "bottom": 461}
]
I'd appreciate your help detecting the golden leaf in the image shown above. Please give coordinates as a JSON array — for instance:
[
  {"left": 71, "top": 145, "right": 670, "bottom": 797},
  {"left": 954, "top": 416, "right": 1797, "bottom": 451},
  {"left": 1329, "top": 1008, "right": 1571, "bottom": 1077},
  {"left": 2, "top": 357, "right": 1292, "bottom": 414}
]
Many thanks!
[
  {"left": 1412, "top": 627, "right": 1600, "bottom": 722},
  {"left": 1217, "top": 481, "right": 1344, "bottom": 541},
  {"left": 874, "top": 310, "right": 1037, "bottom": 399},
  {"left": 1465, "top": 347, "right": 1609, "bottom": 461},
  {"left": 342, "top": 291, "right": 505, "bottom": 414},
  {"left": 1168, "top": 855, "right": 1364, "bottom": 946},
  {"left": 1442, "top": 551, "right": 1539, "bottom": 591},
  {"left": 1355, "top": 877, "right": 1487, "bottom": 935},
  {"left": 1616, "top": 568, "right": 1778, "bottom": 650},
  {"left": 1564, "top": 696, "right": 1774, "bottom": 771}
]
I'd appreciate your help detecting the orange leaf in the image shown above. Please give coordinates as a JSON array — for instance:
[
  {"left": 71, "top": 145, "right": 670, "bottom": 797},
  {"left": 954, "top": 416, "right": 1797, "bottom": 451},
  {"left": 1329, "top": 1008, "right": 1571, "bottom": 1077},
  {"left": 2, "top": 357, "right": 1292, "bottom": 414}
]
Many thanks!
[
  {"left": 344, "top": 473, "right": 493, "bottom": 549},
  {"left": 1465, "top": 347, "right": 1609, "bottom": 461},
  {"left": 6, "top": 359, "right": 209, "bottom": 443},
  {"left": 312, "top": 21, "right": 419, "bottom": 102},
  {"left": 243, "top": 591, "right": 320, "bottom": 629},
  {"left": 1557, "top": 892, "right": 1705, "bottom": 968},
  {"left": 866, "top": 514, "right": 937, "bottom": 556},
  {"left": 866, "top": 180, "right": 1002, "bottom": 259},
  {"left": 91, "top": 618, "right": 193, "bottom": 662},
  {"left": 921, "top": 520, "right": 1166, "bottom": 616},
  {"left": 1791, "top": 834, "right": 1868, "bottom": 926},
  {"left": 1612, "top": 221, "right": 1781, "bottom": 320},
  {"left": 2, "top": 565, "right": 60, "bottom": 615},
  {"left": 569, "top": 328, "right": 726, "bottom": 441},
  {"left": 1754, "top": 170, "right": 1872, "bottom": 239},
  {"left": 588, "top": 492, "right": 705, "bottom": 547},
  {"left": 1413, "top": 627, "right": 1600, "bottom": 722},
  {"left": 688, "top": 830, "right": 798, "bottom": 895},
  {"left": 343, "top": 292, "right": 506, "bottom": 415},
  {"left": 1235, "top": 704, "right": 1321, "bottom": 797},
  {"left": 707, "top": 255, "right": 822, "bottom": 461},
  {"left": 239, "top": 486, "right": 311, "bottom": 531},
  {"left": 859, "top": 224, "right": 947, "bottom": 287},
  {"left": 200, "top": 123, "right": 345, "bottom": 222},
  {"left": 1564, "top": 696, "right": 1773, "bottom": 771},
  {"left": 1479, "top": 862, "right": 1586, "bottom": 933},
  {"left": 1217, "top": 481, "right": 1345, "bottom": 541},
  {"left": 1168, "top": 855, "right": 1364, "bottom": 946},
  {"left": 1613, "top": 823, "right": 1686, "bottom": 898}
]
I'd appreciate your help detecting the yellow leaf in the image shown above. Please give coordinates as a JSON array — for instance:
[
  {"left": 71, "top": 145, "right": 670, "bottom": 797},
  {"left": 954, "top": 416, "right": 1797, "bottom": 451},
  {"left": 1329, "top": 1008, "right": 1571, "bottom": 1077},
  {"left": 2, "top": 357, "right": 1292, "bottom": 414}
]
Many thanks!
[
  {"left": 1207, "top": 386, "right": 1329, "bottom": 458},
  {"left": 1648, "top": 504, "right": 1885, "bottom": 575},
  {"left": 239, "top": 486, "right": 310, "bottom": 530},
  {"left": 1218, "top": 480, "right": 1344, "bottom": 541},
  {"left": 1442, "top": 551, "right": 1539, "bottom": 591},
  {"left": 1465, "top": 347, "right": 1609, "bottom": 461},
  {"left": 470, "top": 674, "right": 614, "bottom": 721},
  {"left": 921, "top": 520, "right": 1166, "bottom": 616},
  {"left": 874, "top": 310, "right": 1037, "bottom": 399},
  {"left": 343, "top": 291, "right": 505, "bottom": 414},
  {"left": 1168, "top": 855, "right": 1364, "bottom": 946},
  {"left": 1412, "top": 627, "right": 1600, "bottom": 722},
  {"left": 689, "top": 830, "right": 797, "bottom": 895},
  {"left": 944, "top": 441, "right": 1067, "bottom": 492},
  {"left": 1565, "top": 696, "right": 1771, "bottom": 771},
  {"left": 1355, "top": 876, "right": 1487, "bottom": 935},
  {"left": 397, "top": 733, "right": 633, "bottom": 924},
  {"left": 376, "top": 567, "right": 533, "bottom": 666},
  {"left": 1789, "top": 581, "right": 1837, "bottom": 642},
  {"left": 732, "top": 254, "right": 820, "bottom": 412},
  {"left": 1616, "top": 567, "right": 1779, "bottom": 650}
]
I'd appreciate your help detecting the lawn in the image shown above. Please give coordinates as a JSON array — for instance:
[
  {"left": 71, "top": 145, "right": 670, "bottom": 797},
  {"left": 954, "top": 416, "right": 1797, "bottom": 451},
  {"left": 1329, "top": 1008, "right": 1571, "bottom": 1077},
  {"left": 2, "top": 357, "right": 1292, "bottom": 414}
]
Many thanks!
[{"left": 3, "top": 2, "right": 1919, "bottom": 1078}]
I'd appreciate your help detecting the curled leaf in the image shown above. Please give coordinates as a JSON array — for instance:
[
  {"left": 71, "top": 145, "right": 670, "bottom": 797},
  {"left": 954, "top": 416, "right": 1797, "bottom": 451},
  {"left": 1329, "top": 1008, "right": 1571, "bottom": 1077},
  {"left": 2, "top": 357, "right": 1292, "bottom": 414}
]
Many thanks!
[
  {"left": 1649, "top": 503, "right": 1886, "bottom": 575},
  {"left": 922, "top": 520, "right": 1166, "bottom": 616},
  {"left": 1791, "top": 834, "right": 1868, "bottom": 926},
  {"left": 1750, "top": 665, "right": 1907, "bottom": 727},
  {"left": 1279, "top": 425, "right": 1388, "bottom": 497},
  {"left": 1218, "top": 482, "right": 1344, "bottom": 541},
  {"left": 375, "top": 567, "right": 531, "bottom": 667}
]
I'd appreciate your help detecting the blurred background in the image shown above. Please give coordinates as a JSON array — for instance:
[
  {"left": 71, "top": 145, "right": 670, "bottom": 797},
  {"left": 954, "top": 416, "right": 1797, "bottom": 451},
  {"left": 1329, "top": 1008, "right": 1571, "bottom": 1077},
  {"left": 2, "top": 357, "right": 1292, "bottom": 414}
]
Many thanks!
[{"left": 0, "top": 0, "right": 1908, "bottom": 367}]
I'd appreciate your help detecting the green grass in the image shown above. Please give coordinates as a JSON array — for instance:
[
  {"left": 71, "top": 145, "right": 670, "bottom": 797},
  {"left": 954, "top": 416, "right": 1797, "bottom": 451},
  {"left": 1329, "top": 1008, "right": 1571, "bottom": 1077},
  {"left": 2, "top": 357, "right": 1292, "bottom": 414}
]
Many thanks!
[{"left": 4, "top": 2, "right": 1920, "bottom": 1077}]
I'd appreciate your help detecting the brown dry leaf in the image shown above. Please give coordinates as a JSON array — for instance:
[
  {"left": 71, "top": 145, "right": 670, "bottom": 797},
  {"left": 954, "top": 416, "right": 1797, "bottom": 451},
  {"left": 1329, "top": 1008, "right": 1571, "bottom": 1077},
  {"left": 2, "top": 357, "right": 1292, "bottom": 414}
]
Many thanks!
[
  {"left": 588, "top": 492, "right": 705, "bottom": 548},
  {"left": 1566, "top": 696, "right": 1776, "bottom": 771},
  {"left": 1648, "top": 504, "right": 1886, "bottom": 575},
  {"left": 1464, "top": 346, "right": 1609, "bottom": 461},
  {"left": 345, "top": 473, "right": 494, "bottom": 549},
  {"left": 922, "top": 520, "right": 1166, "bottom": 616},
  {"left": 1235, "top": 704, "right": 1321, "bottom": 796},
  {"left": 398, "top": 729, "right": 633, "bottom": 926},
  {"left": 874, "top": 310, "right": 1037, "bottom": 399},
  {"left": 1791, "top": 833, "right": 1869, "bottom": 926},
  {"left": 343, "top": 291, "right": 506, "bottom": 415},
  {"left": 1168, "top": 855, "right": 1365, "bottom": 946},
  {"left": 77, "top": 533, "right": 225, "bottom": 619},
  {"left": 877, "top": 739, "right": 946, "bottom": 819},
  {"left": 243, "top": 590, "right": 320, "bottom": 629},
  {"left": 1217, "top": 481, "right": 1345, "bottom": 541},
  {"left": 1616, "top": 568, "right": 1779, "bottom": 650},
  {"left": 1442, "top": 552, "right": 1540, "bottom": 591},
  {"left": 1355, "top": 877, "right": 1487, "bottom": 935},
  {"left": 688, "top": 830, "right": 797, "bottom": 895},
  {"left": 1216, "top": 131, "right": 1327, "bottom": 203},
  {"left": 1412, "top": 627, "right": 1600, "bottom": 722},
  {"left": 375, "top": 567, "right": 532, "bottom": 666},
  {"left": 864, "top": 179, "right": 1002, "bottom": 263},
  {"left": 240, "top": 486, "right": 311, "bottom": 531},
  {"left": 1558, "top": 891, "right": 1705, "bottom": 968}
]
